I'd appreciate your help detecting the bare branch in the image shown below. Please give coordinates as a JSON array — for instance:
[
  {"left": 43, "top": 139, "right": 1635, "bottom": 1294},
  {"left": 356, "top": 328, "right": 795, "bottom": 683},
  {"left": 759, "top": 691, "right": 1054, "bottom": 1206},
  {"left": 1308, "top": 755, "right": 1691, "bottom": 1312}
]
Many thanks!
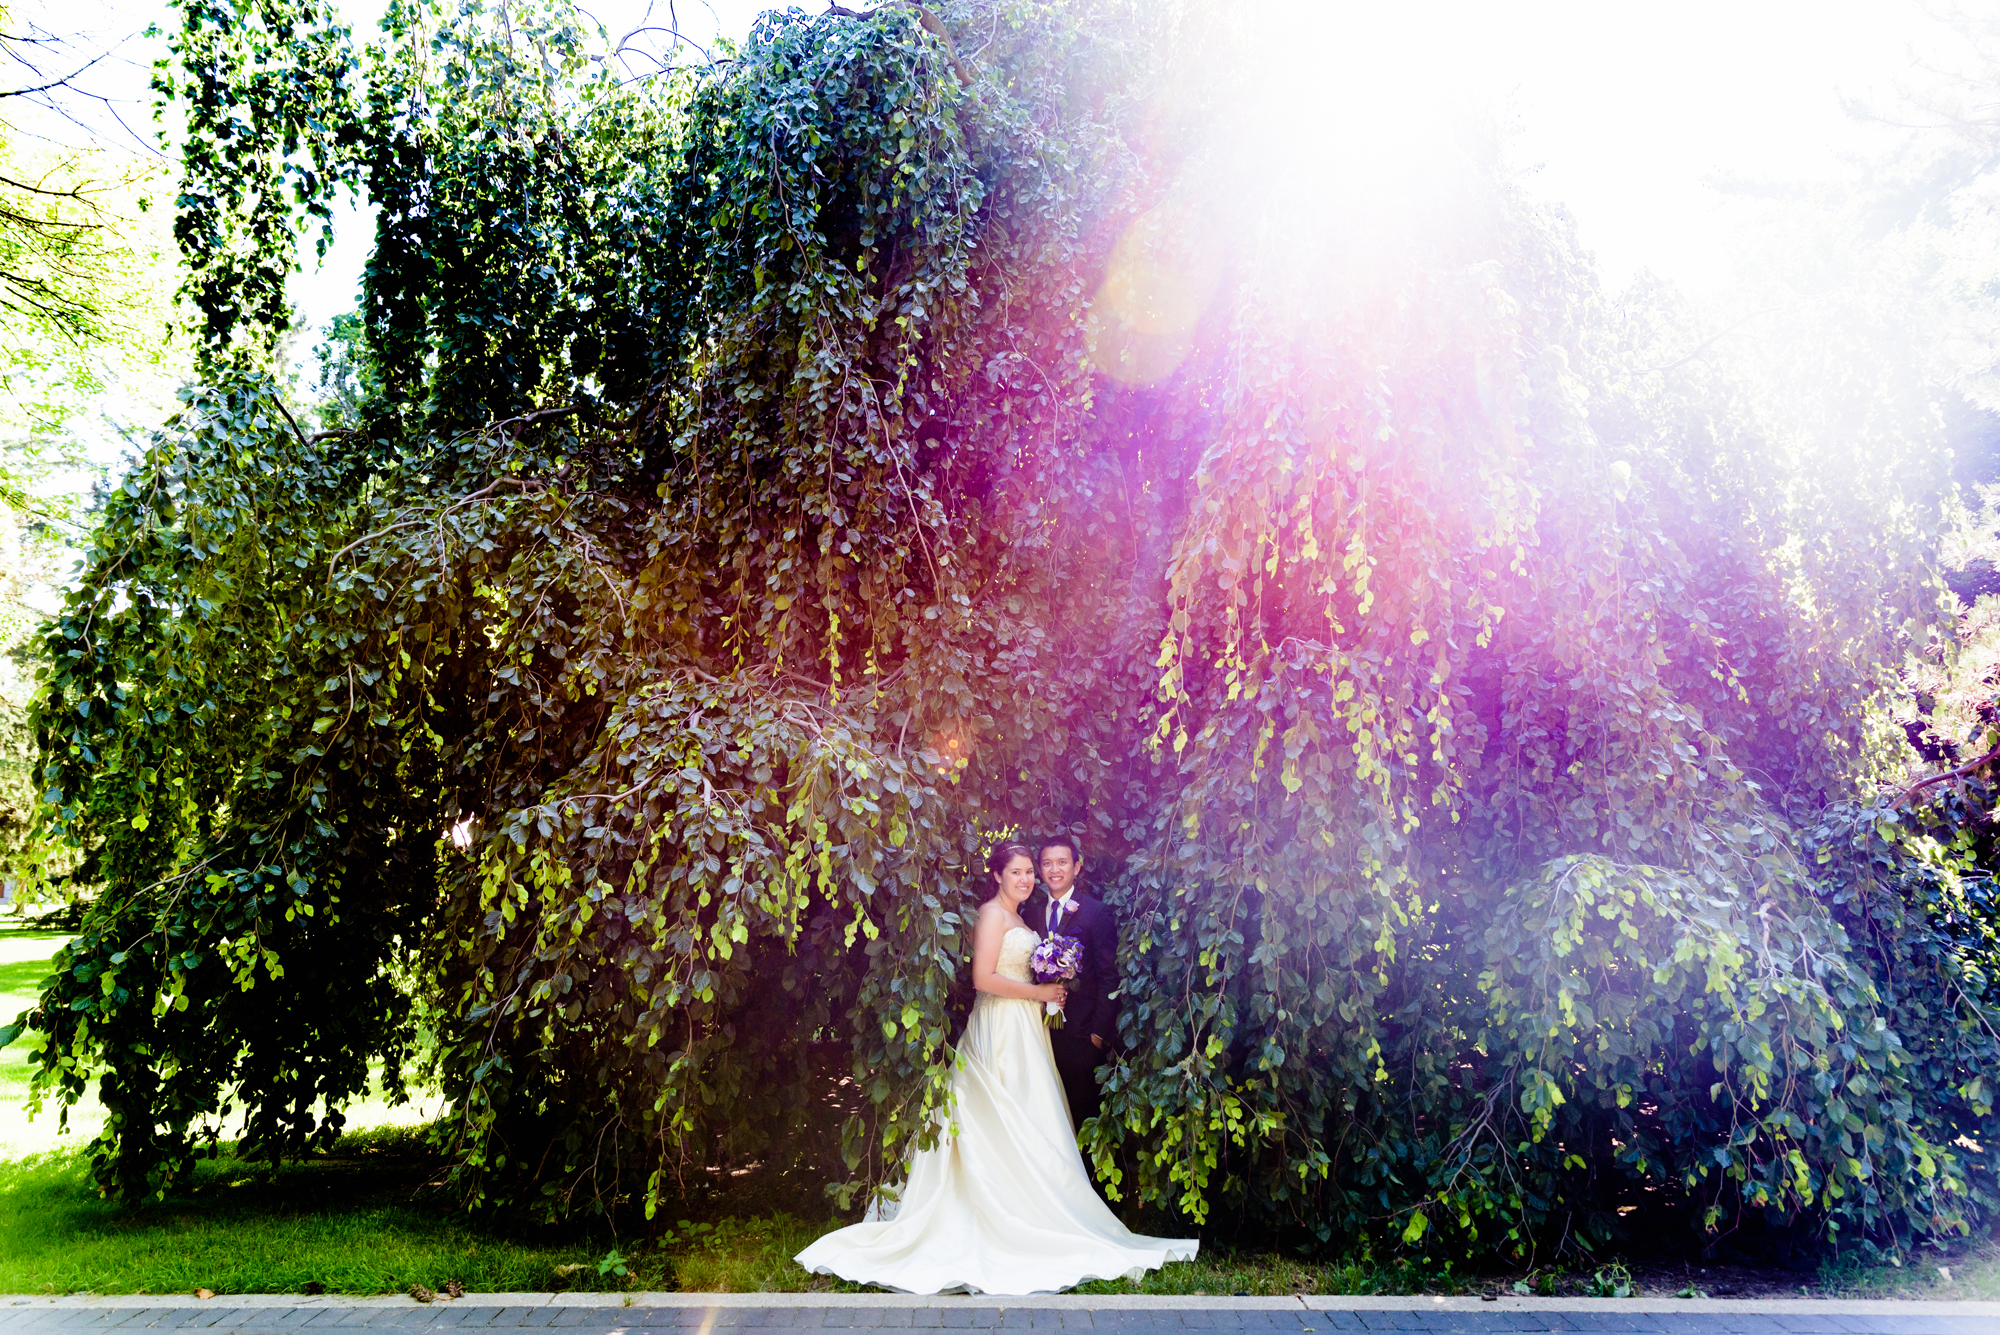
[
  {"left": 0, "top": 48, "right": 112, "bottom": 101},
  {"left": 1894, "top": 741, "right": 2000, "bottom": 808}
]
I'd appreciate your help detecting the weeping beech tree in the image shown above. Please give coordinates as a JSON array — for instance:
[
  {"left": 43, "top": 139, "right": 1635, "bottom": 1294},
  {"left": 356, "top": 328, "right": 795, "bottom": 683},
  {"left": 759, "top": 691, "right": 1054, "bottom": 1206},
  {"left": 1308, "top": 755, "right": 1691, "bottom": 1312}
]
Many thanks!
[{"left": 14, "top": 0, "right": 2000, "bottom": 1263}]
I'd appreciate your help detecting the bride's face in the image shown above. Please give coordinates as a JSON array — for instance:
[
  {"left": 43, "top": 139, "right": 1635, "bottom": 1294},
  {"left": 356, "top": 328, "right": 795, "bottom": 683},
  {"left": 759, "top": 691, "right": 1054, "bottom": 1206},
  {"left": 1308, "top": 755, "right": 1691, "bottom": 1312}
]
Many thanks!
[{"left": 995, "top": 853, "right": 1036, "bottom": 907}]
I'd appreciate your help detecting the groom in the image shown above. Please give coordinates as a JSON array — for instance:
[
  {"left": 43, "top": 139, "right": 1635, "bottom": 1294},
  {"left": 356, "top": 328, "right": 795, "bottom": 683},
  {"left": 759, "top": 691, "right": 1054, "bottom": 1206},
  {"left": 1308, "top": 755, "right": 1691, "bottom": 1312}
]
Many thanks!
[{"left": 1024, "top": 834, "right": 1118, "bottom": 1129}]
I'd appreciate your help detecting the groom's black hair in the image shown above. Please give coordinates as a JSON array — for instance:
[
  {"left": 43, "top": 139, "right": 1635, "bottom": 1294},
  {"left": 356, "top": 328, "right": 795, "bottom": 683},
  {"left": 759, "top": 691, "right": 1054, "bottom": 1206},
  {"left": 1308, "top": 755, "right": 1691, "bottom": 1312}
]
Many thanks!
[{"left": 1037, "top": 833, "right": 1082, "bottom": 864}]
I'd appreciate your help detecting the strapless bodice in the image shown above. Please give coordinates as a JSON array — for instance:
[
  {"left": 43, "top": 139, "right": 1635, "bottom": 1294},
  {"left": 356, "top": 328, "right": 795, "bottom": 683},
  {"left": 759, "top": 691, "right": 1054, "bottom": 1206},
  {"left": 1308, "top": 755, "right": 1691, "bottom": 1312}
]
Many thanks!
[{"left": 996, "top": 926, "right": 1038, "bottom": 983}]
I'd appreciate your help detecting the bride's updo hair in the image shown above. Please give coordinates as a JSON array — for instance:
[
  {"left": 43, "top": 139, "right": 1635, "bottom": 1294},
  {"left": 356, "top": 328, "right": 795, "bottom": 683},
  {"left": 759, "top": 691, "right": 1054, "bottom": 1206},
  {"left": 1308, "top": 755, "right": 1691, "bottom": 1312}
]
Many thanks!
[{"left": 985, "top": 842, "right": 1036, "bottom": 883}]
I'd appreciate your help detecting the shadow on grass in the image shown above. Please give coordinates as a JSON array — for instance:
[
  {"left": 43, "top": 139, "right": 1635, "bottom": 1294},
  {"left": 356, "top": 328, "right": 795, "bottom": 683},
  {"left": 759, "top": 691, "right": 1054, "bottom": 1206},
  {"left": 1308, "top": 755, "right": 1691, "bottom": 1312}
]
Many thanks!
[
  {"left": 0, "top": 1121, "right": 1403, "bottom": 1297},
  {"left": 15, "top": 1101, "right": 1985, "bottom": 1299},
  {"left": 1812, "top": 1237, "right": 2000, "bottom": 1301},
  {"left": 0, "top": 929, "right": 71, "bottom": 1002},
  {"left": 0, "top": 956, "right": 58, "bottom": 996},
  {"left": 0, "top": 1125, "right": 640, "bottom": 1296}
]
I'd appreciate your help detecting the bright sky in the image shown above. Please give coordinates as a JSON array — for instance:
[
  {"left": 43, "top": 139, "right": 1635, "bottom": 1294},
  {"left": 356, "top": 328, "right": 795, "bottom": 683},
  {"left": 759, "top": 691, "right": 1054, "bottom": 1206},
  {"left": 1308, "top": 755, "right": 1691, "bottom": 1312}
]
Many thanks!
[
  {"left": 11, "top": 0, "right": 1966, "bottom": 337},
  {"left": 1494, "top": 1, "right": 1940, "bottom": 289}
]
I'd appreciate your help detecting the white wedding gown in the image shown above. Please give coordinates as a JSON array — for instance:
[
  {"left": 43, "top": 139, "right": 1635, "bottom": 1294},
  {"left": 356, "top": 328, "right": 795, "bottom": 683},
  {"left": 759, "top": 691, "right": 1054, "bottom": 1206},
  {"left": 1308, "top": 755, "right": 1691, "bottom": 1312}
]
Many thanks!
[{"left": 794, "top": 927, "right": 1198, "bottom": 1295}]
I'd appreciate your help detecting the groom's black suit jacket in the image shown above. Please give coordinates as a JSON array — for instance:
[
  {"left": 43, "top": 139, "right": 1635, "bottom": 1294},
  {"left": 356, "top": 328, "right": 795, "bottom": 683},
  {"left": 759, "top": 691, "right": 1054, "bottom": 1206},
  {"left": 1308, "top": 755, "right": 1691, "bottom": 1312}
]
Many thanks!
[{"left": 1024, "top": 890, "right": 1119, "bottom": 1052}]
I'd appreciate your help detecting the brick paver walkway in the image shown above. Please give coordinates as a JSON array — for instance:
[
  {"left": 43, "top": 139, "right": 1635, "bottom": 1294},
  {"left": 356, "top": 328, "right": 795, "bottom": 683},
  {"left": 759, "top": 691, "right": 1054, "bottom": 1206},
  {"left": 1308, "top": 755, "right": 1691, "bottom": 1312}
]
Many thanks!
[{"left": 1, "top": 1297, "right": 1993, "bottom": 1335}]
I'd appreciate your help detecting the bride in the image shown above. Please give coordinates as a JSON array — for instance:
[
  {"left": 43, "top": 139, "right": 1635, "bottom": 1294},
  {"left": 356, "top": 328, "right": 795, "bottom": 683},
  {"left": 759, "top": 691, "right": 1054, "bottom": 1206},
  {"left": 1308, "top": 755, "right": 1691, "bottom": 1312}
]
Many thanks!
[{"left": 794, "top": 843, "right": 1199, "bottom": 1295}]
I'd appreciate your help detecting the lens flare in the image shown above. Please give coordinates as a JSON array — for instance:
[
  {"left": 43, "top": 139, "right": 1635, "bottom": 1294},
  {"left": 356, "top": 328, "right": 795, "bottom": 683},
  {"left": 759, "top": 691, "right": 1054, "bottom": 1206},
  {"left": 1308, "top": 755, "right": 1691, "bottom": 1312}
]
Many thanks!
[
  {"left": 1086, "top": 202, "right": 1225, "bottom": 386},
  {"left": 1085, "top": 4, "right": 1502, "bottom": 388}
]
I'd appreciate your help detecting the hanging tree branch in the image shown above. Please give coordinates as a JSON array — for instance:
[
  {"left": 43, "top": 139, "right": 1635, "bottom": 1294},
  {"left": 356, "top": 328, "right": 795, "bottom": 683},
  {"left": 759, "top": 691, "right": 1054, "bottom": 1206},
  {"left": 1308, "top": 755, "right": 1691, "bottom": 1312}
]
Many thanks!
[{"left": 826, "top": 2, "right": 972, "bottom": 86}]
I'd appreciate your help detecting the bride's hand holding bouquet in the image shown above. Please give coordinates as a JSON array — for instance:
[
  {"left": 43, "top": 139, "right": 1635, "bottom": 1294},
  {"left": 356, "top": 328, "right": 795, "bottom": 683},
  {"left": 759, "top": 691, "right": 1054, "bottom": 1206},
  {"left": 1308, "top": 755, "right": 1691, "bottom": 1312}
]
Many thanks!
[{"left": 1030, "top": 933, "right": 1084, "bottom": 1022}]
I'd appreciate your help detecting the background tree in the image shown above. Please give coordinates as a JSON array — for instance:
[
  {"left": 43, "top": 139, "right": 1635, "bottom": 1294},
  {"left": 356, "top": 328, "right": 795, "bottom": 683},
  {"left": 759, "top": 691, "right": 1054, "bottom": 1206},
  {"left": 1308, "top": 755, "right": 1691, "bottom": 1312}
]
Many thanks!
[
  {"left": 0, "top": 5, "right": 180, "bottom": 887},
  {"left": 11, "top": 0, "right": 1997, "bottom": 1270},
  {"left": 2, "top": 9, "right": 130, "bottom": 349}
]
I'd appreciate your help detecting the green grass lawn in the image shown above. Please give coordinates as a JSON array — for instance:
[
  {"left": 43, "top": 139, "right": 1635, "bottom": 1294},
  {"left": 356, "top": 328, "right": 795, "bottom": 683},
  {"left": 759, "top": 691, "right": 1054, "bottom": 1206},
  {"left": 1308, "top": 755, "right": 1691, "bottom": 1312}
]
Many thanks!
[
  {"left": 0, "top": 1131, "right": 635, "bottom": 1296},
  {"left": 0, "top": 1134, "right": 1391, "bottom": 1297},
  {"left": 1, "top": 925, "right": 1996, "bottom": 1298},
  {"left": 1815, "top": 1238, "right": 2000, "bottom": 1300},
  {"left": 0, "top": 928, "right": 101, "bottom": 1157},
  {"left": 0, "top": 927, "right": 606, "bottom": 1296}
]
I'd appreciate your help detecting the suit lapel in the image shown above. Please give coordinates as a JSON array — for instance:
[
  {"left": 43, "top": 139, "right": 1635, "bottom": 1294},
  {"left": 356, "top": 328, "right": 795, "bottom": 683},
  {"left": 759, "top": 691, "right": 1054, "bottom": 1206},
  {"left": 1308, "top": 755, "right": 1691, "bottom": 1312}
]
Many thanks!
[
  {"left": 1047, "top": 892, "right": 1095, "bottom": 938},
  {"left": 1067, "top": 893, "right": 1094, "bottom": 935},
  {"left": 1048, "top": 892, "right": 1080, "bottom": 936}
]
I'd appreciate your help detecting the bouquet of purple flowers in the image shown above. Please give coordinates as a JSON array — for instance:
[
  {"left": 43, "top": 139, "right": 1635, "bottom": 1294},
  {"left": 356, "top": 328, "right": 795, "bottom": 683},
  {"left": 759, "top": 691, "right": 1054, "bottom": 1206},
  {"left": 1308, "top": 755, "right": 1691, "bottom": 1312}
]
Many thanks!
[{"left": 1030, "top": 932, "right": 1084, "bottom": 1020}]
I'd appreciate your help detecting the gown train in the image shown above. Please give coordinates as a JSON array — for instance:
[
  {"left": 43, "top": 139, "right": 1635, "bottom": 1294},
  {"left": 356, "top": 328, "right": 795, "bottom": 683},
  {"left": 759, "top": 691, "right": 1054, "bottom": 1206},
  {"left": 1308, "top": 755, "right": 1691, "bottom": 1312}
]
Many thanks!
[{"left": 794, "top": 927, "right": 1197, "bottom": 1295}]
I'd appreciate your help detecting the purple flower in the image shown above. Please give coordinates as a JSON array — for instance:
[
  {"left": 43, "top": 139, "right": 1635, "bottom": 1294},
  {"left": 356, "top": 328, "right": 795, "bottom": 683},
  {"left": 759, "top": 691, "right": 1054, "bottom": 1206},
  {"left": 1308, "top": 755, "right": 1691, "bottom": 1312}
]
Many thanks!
[
  {"left": 1031, "top": 932, "right": 1083, "bottom": 983},
  {"left": 1031, "top": 932, "right": 1084, "bottom": 1019}
]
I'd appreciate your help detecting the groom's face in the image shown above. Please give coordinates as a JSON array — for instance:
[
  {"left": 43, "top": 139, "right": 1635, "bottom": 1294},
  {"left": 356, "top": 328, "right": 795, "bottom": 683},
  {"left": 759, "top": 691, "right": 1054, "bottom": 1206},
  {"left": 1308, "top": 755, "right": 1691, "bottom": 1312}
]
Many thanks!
[{"left": 1039, "top": 845, "right": 1081, "bottom": 898}]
